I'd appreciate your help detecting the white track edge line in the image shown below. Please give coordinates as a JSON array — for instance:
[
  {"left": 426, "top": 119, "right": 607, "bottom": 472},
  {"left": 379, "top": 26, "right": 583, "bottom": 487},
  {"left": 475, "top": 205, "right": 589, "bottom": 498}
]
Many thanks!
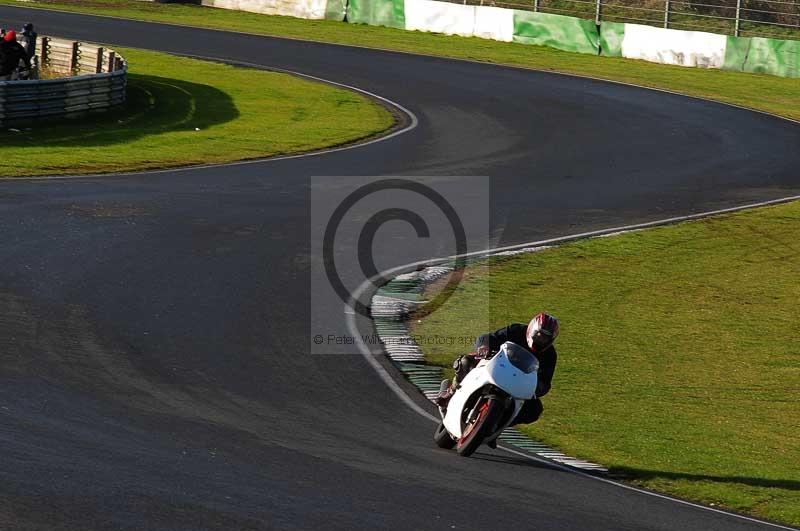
[
  {"left": 346, "top": 194, "right": 800, "bottom": 530},
  {"left": 4, "top": 4, "right": 799, "bottom": 181},
  {"left": 4, "top": 2, "right": 799, "bottom": 128},
  {"left": 347, "top": 283, "right": 439, "bottom": 423},
  {"left": 353, "top": 193, "right": 800, "bottom": 276},
  {"left": 498, "top": 445, "right": 799, "bottom": 531},
  {"left": 3, "top": 59, "right": 419, "bottom": 182},
  {"left": 7, "top": 5, "right": 797, "bottom": 526},
  {"left": 9, "top": 5, "right": 799, "bottom": 523}
]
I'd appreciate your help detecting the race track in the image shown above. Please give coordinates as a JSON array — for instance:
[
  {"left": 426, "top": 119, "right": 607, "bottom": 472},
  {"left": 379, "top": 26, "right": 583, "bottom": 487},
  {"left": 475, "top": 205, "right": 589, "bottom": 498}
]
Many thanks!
[{"left": 1, "top": 6, "right": 799, "bottom": 530}]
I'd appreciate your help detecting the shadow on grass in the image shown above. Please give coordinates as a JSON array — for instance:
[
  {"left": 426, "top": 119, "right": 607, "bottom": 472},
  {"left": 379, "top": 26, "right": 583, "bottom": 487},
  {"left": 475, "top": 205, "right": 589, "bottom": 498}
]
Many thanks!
[
  {"left": 0, "top": 73, "right": 239, "bottom": 147},
  {"left": 467, "top": 454, "right": 799, "bottom": 491},
  {"left": 613, "top": 467, "right": 800, "bottom": 491}
]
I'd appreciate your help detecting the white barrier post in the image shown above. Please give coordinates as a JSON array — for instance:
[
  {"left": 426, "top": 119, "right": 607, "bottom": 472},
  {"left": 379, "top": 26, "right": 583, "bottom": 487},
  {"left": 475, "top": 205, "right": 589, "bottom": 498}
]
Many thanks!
[
  {"left": 595, "top": 0, "right": 602, "bottom": 25},
  {"left": 735, "top": 0, "right": 742, "bottom": 36},
  {"left": 664, "top": 0, "right": 670, "bottom": 29},
  {"left": 533, "top": 0, "right": 539, "bottom": 12}
]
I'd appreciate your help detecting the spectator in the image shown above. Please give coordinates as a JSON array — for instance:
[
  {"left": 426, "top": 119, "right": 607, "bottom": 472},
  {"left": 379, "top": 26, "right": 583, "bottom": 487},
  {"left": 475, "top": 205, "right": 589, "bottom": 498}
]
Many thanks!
[
  {"left": 0, "top": 30, "right": 32, "bottom": 81},
  {"left": 21, "top": 23, "right": 37, "bottom": 60}
]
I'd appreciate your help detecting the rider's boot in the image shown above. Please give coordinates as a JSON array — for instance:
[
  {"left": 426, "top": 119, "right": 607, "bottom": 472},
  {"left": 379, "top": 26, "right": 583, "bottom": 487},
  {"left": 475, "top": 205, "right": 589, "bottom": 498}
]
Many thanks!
[{"left": 435, "top": 379, "right": 453, "bottom": 411}]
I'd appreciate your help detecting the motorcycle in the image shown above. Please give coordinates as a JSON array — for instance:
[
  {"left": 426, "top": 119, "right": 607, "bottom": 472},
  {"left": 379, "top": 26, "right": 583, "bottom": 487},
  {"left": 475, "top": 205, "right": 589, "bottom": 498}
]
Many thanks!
[{"left": 433, "top": 341, "right": 539, "bottom": 457}]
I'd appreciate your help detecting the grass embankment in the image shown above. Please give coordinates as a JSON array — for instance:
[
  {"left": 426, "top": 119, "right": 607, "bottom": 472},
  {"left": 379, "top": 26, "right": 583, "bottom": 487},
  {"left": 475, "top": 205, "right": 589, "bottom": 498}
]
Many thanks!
[
  {"left": 1, "top": 48, "right": 393, "bottom": 177},
  {"left": 2, "top": 0, "right": 799, "bottom": 123},
  {"left": 412, "top": 201, "right": 800, "bottom": 526}
]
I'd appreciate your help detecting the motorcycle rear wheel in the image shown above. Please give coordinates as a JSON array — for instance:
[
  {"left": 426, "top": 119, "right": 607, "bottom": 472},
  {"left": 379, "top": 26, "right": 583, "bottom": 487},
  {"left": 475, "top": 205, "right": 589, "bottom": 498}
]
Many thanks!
[{"left": 456, "top": 397, "right": 503, "bottom": 457}]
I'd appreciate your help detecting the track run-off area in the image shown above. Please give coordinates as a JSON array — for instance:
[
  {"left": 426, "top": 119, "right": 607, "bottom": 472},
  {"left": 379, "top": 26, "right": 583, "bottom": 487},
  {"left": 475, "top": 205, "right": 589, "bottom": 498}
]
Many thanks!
[{"left": 1, "top": 5, "right": 799, "bottom": 530}]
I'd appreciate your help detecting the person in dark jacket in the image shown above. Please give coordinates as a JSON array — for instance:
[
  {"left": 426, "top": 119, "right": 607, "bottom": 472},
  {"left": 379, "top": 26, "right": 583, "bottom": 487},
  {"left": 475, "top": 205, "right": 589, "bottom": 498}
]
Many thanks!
[
  {"left": 0, "top": 31, "right": 32, "bottom": 80},
  {"left": 436, "top": 312, "right": 560, "bottom": 429},
  {"left": 21, "top": 23, "right": 37, "bottom": 60}
]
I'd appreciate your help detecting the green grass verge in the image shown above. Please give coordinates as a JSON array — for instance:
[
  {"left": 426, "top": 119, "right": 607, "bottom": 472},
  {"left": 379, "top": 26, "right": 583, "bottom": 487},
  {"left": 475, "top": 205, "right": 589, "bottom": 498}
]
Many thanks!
[
  {"left": 2, "top": 0, "right": 799, "bottom": 123},
  {"left": 412, "top": 201, "right": 800, "bottom": 527},
  {"left": 0, "top": 47, "right": 394, "bottom": 177},
  {"left": 5, "top": 4, "right": 799, "bottom": 524}
]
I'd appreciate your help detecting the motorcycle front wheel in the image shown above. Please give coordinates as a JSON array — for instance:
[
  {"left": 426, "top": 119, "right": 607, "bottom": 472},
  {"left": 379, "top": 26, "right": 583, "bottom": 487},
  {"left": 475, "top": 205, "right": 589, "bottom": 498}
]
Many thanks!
[
  {"left": 433, "top": 420, "right": 456, "bottom": 449},
  {"left": 456, "top": 397, "right": 503, "bottom": 457}
]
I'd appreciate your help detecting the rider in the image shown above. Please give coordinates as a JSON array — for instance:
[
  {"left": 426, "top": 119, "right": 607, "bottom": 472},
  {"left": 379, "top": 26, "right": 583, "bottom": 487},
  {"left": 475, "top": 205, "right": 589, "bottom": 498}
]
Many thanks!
[
  {"left": 0, "top": 31, "right": 32, "bottom": 81},
  {"left": 436, "top": 312, "right": 560, "bottom": 430}
]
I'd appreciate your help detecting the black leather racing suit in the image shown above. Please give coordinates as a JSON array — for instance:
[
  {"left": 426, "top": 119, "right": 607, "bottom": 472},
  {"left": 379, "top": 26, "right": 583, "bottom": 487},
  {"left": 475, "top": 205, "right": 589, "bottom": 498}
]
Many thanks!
[
  {"left": 0, "top": 39, "right": 31, "bottom": 77},
  {"left": 454, "top": 323, "right": 557, "bottom": 425}
]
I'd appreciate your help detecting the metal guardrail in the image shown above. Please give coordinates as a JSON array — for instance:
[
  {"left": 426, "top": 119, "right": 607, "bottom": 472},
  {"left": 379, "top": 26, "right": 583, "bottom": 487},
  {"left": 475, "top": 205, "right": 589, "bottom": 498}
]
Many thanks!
[
  {"left": 461, "top": 0, "right": 800, "bottom": 40},
  {"left": 0, "top": 36, "right": 127, "bottom": 127}
]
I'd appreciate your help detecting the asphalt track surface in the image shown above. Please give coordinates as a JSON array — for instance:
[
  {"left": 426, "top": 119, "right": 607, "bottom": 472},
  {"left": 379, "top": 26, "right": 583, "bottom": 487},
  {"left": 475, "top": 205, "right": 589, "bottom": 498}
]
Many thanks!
[{"left": 1, "top": 6, "right": 799, "bottom": 530}]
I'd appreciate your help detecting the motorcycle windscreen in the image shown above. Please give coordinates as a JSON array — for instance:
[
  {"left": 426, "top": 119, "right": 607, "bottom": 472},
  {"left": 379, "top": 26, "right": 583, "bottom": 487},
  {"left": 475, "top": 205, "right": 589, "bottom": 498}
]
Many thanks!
[
  {"left": 504, "top": 343, "right": 539, "bottom": 374},
  {"left": 488, "top": 343, "right": 539, "bottom": 400}
]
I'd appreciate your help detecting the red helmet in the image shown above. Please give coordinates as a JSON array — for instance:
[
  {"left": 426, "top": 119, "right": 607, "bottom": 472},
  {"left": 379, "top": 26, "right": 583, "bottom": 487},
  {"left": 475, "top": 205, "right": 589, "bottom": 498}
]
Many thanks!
[
  {"left": 526, "top": 312, "right": 559, "bottom": 351},
  {"left": 3, "top": 30, "right": 16, "bottom": 42}
]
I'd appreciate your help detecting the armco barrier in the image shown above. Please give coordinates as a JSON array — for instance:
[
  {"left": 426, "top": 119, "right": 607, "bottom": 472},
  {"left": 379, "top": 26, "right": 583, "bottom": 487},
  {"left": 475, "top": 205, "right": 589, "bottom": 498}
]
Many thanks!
[
  {"left": 599, "top": 21, "right": 624, "bottom": 58},
  {"left": 343, "top": 0, "right": 404, "bottom": 29},
  {"left": 0, "top": 37, "right": 126, "bottom": 127},
  {"left": 724, "top": 36, "right": 800, "bottom": 78},
  {"left": 404, "top": 0, "right": 476, "bottom": 38},
  {"left": 201, "top": 0, "right": 347, "bottom": 21},
  {"left": 201, "top": 0, "right": 800, "bottom": 78},
  {"left": 512, "top": 11, "right": 599, "bottom": 55},
  {"left": 618, "top": 24, "right": 727, "bottom": 69},
  {"left": 602, "top": 22, "right": 799, "bottom": 78},
  {"left": 473, "top": 6, "right": 514, "bottom": 43}
]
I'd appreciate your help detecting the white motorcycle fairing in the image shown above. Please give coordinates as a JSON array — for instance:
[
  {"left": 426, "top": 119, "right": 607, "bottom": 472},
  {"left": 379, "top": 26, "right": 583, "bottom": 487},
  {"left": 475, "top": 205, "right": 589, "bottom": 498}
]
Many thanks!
[{"left": 442, "top": 342, "right": 539, "bottom": 439}]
